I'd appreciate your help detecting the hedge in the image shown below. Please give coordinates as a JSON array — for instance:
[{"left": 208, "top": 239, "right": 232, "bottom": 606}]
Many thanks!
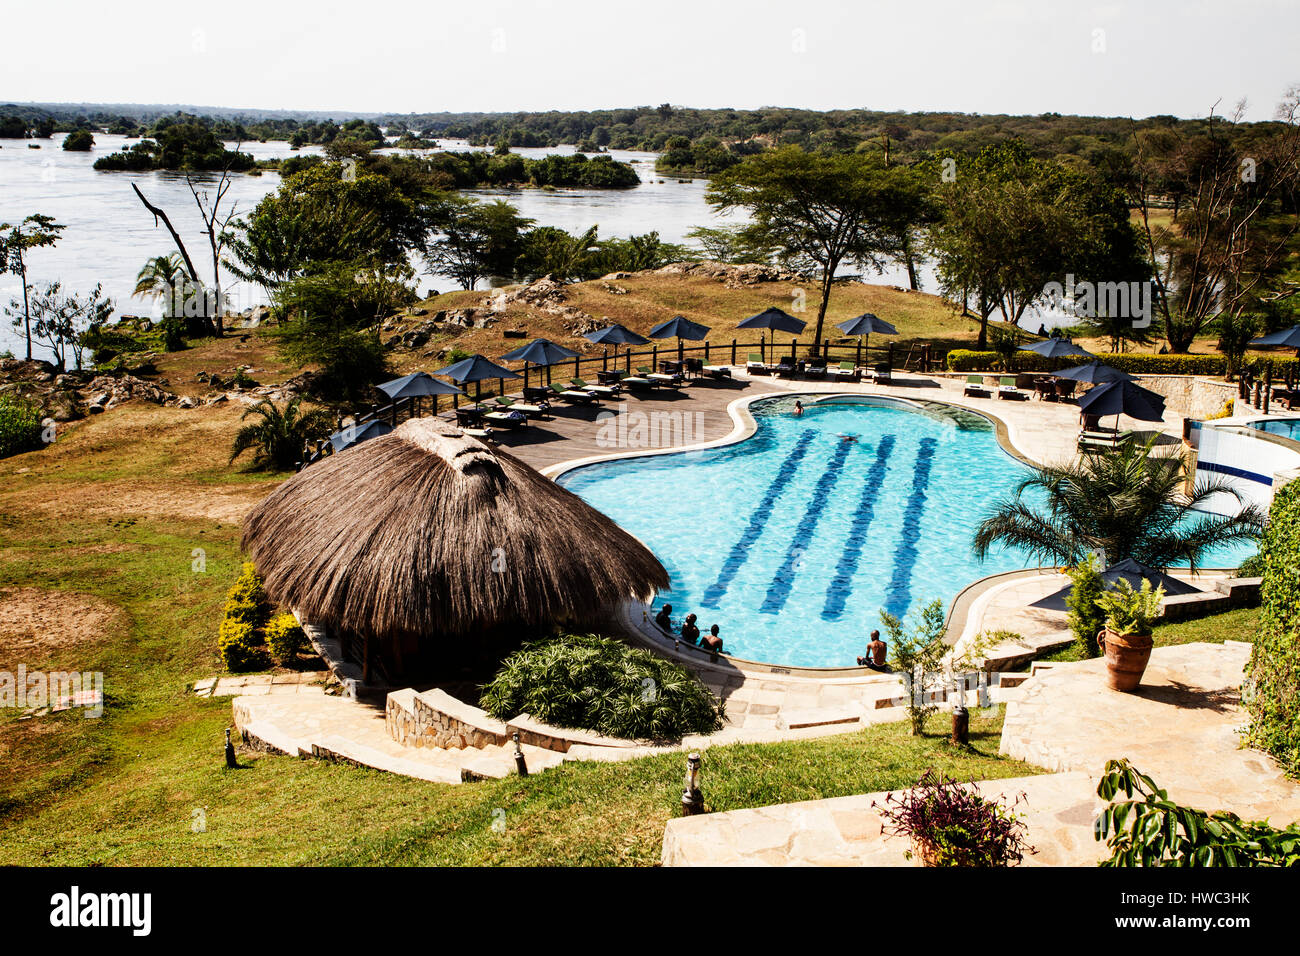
[
  {"left": 1246, "top": 479, "right": 1300, "bottom": 777},
  {"left": 946, "top": 349, "right": 1298, "bottom": 378},
  {"left": 265, "top": 613, "right": 305, "bottom": 665},
  {"left": 218, "top": 562, "right": 272, "bottom": 672},
  {"left": 0, "top": 395, "right": 44, "bottom": 459}
]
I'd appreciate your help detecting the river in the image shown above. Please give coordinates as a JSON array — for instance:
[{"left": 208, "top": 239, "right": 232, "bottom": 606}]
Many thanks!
[{"left": 1, "top": 132, "right": 1064, "bottom": 362}]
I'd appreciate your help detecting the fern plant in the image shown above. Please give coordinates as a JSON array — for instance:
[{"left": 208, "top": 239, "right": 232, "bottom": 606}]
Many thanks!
[{"left": 1096, "top": 578, "right": 1165, "bottom": 636}]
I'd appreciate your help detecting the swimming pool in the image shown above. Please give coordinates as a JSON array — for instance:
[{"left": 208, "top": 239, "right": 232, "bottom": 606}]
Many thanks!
[
  {"left": 1249, "top": 417, "right": 1300, "bottom": 441},
  {"left": 558, "top": 396, "right": 1251, "bottom": 668}
]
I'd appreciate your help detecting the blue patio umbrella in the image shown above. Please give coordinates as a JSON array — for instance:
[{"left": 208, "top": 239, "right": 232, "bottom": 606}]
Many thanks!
[
  {"left": 648, "top": 315, "right": 711, "bottom": 362},
  {"left": 328, "top": 418, "right": 393, "bottom": 453},
  {"left": 835, "top": 312, "right": 897, "bottom": 358},
  {"left": 1250, "top": 324, "right": 1300, "bottom": 352},
  {"left": 1077, "top": 379, "right": 1166, "bottom": 424},
  {"left": 738, "top": 307, "right": 807, "bottom": 360},
  {"left": 499, "top": 337, "right": 581, "bottom": 386},
  {"left": 584, "top": 323, "right": 651, "bottom": 347},
  {"left": 433, "top": 353, "right": 521, "bottom": 402},
  {"left": 1029, "top": 558, "right": 1200, "bottom": 612},
  {"left": 1054, "top": 361, "right": 1136, "bottom": 384},
  {"left": 377, "top": 370, "right": 465, "bottom": 420},
  {"left": 585, "top": 323, "right": 652, "bottom": 374},
  {"left": 1021, "top": 338, "right": 1094, "bottom": 360}
]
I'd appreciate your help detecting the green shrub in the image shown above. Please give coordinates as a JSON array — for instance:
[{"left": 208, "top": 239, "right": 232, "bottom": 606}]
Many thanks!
[
  {"left": 1096, "top": 758, "right": 1300, "bottom": 865},
  {"left": 479, "top": 633, "right": 725, "bottom": 740},
  {"left": 0, "top": 395, "right": 45, "bottom": 458},
  {"left": 1246, "top": 480, "right": 1300, "bottom": 776},
  {"left": 1064, "top": 554, "right": 1105, "bottom": 657},
  {"left": 219, "top": 617, "right": 264, "bottom": 672},
  {"left": 225, "top": 562, "right": 270, "bottom": 629},
  {"left": 265, "top": 613, "right": 305, "bottom": 665},
  {"left": 1235, "top": 552, "right": 1265, "bottom": 578}
]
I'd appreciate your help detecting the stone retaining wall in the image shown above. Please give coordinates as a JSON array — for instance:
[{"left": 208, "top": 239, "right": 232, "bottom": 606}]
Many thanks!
[{"left": 386, "top": 689, "right": 508, "bottom": 750}]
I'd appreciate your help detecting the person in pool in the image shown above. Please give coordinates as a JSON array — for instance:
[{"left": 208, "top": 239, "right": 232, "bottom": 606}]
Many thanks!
[
  {"left": 681, "top": 613, "right": 701, "bottom": 645},
  {"left": 857, "top": 630, "right": 890, "bottom": 672},
  {"left": 793, "top": 401, "right": 804, "bottom": 416},
  {"left": 700, "top": 624, "right": 723, "bottom": 652},
  {"left": 654, "top": 604, "right": 673, "bottom": 633}
]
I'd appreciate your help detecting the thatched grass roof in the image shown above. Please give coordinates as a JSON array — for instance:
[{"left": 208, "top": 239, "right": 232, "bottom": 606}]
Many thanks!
[{"left": 241, "top": 418, "right": 669, "bottom": 645}]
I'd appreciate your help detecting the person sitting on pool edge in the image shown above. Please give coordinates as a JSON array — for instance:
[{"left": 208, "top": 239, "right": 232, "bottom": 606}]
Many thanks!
[
  {"left": 857, "top": 629, "right": 890, "bottom": 672},
  {"left": 681, "top": 613, "right": 700, "bottom": 645},
  {"left": 654, "top": 604, "right": 673, "bottom": 633},
  {"left": 700, "top": 624, "right": 723, "bottom": 653}
]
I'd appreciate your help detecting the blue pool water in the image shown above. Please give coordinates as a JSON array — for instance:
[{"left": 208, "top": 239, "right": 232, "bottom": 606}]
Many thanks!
[
  {"left": 558, "top": 396, "right": 1251, "bottom": 668},
  {"left": 1250, "top": 418, "right": 1300, "bottom": 441}
]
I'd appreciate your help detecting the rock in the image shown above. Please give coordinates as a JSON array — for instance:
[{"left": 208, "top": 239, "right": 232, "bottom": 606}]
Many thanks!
[
  {"left": 177, "top": 396, "right": 197, "bottom": 409},
  {"left": 87, "top": 403, "right": 105, "bottom": 414},
  {"left": 601, "top": 272, "right": 632, "bottom": 281},
  {"left": 89, "top": 392, "right": 110, "bottom": 407}
]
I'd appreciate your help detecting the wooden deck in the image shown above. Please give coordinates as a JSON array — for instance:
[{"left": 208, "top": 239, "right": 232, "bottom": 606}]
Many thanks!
[{"left": 445, "top": 375, "right": 784, "bottom": 472}]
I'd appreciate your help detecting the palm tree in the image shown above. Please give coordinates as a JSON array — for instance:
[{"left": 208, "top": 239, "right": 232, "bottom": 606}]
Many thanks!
[
  {"left": 973, "top": 435, "right": 1265, "bottom": 571},
  {"left": 229, "top": 397, "right": 333, "bottom": 471},
  {"left": 133, "top": 254, "right": 188, "bottom": 312}
]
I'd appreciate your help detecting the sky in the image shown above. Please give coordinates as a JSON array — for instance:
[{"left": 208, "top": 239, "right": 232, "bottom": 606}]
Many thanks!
[{"left": 5, "top": 0, "right": 1299, "bottom": 121}]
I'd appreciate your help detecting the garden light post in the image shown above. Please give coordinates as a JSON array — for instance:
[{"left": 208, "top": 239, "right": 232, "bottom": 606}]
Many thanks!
[
  {"left": 681, "top": 752, "right": 704, "bottom": 815},
  {"left": 513, "top": 732, "right": 528, "bottom": 777},
  {"left": 225, "top": 728, "right": 238, "bottom": 768}
]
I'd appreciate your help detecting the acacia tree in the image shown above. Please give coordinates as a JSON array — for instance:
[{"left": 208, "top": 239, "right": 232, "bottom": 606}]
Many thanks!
[
  {"left": 706, "top": 147, "right": 923, "bottom": 345},
  {"left": 423, "top": 196, "right": 533, "bottom": 290},
  {"left": 1130, "top": 92, "right": 1300, "bottom": 352},
  {"left": 930, "top": 142, "right": 1148, "bottom": 350},
  {"left": 0, "top": 214, "right": 65, "bottom": 360}
]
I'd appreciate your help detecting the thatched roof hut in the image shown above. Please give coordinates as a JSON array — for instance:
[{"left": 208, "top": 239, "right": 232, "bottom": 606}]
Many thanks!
[{"left": 241, "top": 417, "right": 669, "bottom": 681}]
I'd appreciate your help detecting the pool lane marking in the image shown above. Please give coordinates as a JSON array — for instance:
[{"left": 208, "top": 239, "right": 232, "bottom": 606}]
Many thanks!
[
  {"left": 699, "top": 432, "right": 816, "bottom": 609},
  {"left": 758, "top": 438, "right": 857, "bottom": 615},
  {"left": 820, "top": 435, "right": 896, "bottom": 620},
  {"left": 881, "top": 437, "right": 939, "bottom": 618}
]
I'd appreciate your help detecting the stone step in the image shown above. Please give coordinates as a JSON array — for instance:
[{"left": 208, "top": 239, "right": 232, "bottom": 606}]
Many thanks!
[
  {"left": 312, "top": 734, "right": 461, "bottom": 784},
  {"left": 775, "top": 707, "right": 863, "bottom": 730},
  {"left": 460, "top": 743, "right": 567, "bottom": 781},
  {"left": 241, "top": 719, "right": 312, "bottom": 758}
]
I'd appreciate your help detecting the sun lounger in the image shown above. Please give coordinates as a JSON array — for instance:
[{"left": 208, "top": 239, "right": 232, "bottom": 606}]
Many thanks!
[
  {"left": 482, "top": 409, "right": 527, "bottom": 430},
  {"left": 621, "top": 375, "right": 656, "bottom": 391},
  {"left": 570, "top": 377, "right": 620, "bottom": 397},
  {"left": 641, "top": 366, "right": 685, "bottom": 389},
  {"left": 827, "top": 361, "right": 862, "bottom": 383},
  {"left": 548, "top": 383, "right": 597, "bottom": 404},
  {"left": 493, "top": 396, "right": 548, "bottom": 418},
  {"left": 702, "top": 365, "right": 732, "bottom": 380},
  {"left": 461, "top": 426, "right": 494, "bottom": 442},
  {"left": 775, "top": 358, "right": 797, "bottom": 378},
  {"left": 865, "top": 363, "right": 892, "bottom": 384},
  {"left": 997, "top": 376, "right": 1026, "bottom": 400},
  {"left": 963, "top": 374, "right": 991, "bottom": 398},
  {"left": 746, "top": 353, "right": 775, "bottom": 375},
  {"left": 804, "top": 358, "right": 828, "bottom": 380}
]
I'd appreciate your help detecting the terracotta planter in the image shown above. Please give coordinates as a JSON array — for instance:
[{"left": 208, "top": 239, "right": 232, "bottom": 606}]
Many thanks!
[
  {"left": 1099, "top": 627, "right": 1153, "bottom": 692},
  {"left": 912, "top": 838, "right": 944, "bottom": 867}
]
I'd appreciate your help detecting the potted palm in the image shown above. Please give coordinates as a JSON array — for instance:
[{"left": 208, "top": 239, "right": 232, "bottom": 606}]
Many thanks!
[
  {"left": 1095, "top": 578, "right": 1165, "bottom": 691},
  {"left": 873, "top": 770, "right": 1033, "bottom": 867}
]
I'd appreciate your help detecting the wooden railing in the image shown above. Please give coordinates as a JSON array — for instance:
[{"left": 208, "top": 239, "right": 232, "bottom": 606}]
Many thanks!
[{"left": 298, "top": 337, "right": 948, "bottom": 468}]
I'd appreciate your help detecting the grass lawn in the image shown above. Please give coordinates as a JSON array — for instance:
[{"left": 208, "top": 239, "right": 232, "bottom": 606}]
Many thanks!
[{"left": 0, "top": 401, "right": 1040, "bottom": 866}]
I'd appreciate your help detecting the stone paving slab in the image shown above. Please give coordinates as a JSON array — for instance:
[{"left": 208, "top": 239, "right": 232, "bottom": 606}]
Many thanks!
[
  {"left": 1000, "top": 642, "right": 1300, "bottom": 822},
  {"left": 662, "top": 771, "right": 1100, "bottom": 866},
  {"left": 195, "top": 671, "right": 327, "bottom": 698}
]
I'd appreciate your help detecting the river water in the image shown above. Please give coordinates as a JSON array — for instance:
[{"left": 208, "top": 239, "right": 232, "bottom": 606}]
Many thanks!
[{"left": 1, "top": 132, "right": 1066, "bottom": 361}]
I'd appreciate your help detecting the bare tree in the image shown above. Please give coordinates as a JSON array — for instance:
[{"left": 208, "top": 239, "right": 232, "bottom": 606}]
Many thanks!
[{"left": 130, "top": 140, "right": 244, "bottom": 336}]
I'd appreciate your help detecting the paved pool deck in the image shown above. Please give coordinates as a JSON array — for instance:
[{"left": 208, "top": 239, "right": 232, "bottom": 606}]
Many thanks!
[{"left": 662, "top": 642, "right": 1299, "bottom": 866}]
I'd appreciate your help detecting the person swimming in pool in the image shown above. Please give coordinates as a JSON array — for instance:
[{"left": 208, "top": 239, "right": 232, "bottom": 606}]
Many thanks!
[
  {"left": 837, "top": 433, "right": 859, "bottom": 443},
  {"left": 654, "top": 604, "right": 673, "bottom": 633},
  {"left": 700, "top": 624, "right": 723, "bottom": 652},
  {"left": 793, "top": 401, "right": 804, "bottom": 416},
  {"left": 681, "top": 613, "right": 701, "bottom": 645}
]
